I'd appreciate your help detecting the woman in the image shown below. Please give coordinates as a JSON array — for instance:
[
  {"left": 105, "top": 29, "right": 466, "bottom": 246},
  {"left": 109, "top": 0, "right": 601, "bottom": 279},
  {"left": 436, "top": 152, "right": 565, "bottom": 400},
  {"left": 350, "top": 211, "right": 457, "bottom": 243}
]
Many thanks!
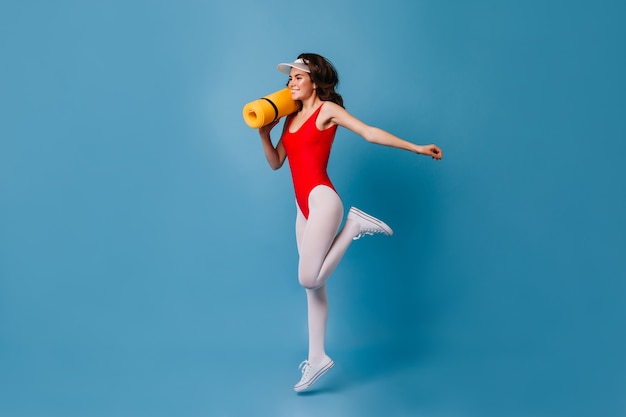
[{"left": 258, "top": 53, "right": 442, "bottom": 392}]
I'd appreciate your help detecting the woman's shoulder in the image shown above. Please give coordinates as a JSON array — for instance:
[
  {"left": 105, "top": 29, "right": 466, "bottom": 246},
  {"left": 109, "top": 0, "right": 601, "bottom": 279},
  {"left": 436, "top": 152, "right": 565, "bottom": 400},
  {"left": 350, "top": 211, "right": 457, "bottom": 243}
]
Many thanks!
[
  {"left": 319, "top": 100, "right": 345, "bottom": 119},
  {"left": 317, "top": 101, "right": 344, "bottom": 130},
  {"left": 321, "top": 100, "right": 343, "bottom": 111}
]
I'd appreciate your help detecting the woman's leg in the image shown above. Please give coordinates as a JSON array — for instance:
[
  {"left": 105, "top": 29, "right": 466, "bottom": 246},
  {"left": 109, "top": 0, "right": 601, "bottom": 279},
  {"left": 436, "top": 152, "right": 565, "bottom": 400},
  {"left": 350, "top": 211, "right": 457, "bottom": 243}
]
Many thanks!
[
  {"left": 293, "top": 186, "right": 393, "bottom": 391},
  {"left": 295, "top": 186, "right": 355, "bottom": 365},
  {"left": 296, "top": 185, "right": 360, "bottom": 290},
  {"left": 304, "top": 285, "right": 328, "bottom": 365}
]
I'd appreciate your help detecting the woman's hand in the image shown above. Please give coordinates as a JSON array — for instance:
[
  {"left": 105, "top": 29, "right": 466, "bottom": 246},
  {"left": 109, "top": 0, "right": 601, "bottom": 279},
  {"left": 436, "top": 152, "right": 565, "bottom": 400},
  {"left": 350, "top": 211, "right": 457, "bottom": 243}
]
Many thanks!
[
  {"left": 416, "top": 144, "right": 443, "bottom": 160},
  {"left": 258, "top": 119, "right": 281, "bottom": 138},
  {"left": 258, "top": 118, "right": 287, "bottom": 170}
]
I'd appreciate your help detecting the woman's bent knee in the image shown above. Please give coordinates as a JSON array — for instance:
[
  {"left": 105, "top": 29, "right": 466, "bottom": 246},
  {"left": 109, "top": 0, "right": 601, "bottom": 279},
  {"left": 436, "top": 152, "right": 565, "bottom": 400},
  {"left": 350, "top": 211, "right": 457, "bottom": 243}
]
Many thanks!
[{"left": 298, "top": 272, "right": 320, "bottom": 290}]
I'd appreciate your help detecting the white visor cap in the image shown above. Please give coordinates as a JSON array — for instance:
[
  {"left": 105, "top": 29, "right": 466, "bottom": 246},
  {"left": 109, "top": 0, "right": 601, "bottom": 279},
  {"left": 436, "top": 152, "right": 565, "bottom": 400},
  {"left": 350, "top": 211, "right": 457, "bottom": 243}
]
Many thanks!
[{"left": 277, "top": 58, "right": 310, "bottom": 74}]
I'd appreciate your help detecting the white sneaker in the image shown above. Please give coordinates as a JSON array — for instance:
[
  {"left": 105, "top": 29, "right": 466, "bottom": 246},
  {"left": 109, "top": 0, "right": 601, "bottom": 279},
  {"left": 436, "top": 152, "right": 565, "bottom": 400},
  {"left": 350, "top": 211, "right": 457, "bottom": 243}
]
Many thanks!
[
  {"left": 347, "top": 207, "right": 393, "bottom": 240},
  {"left": 293, "top": 355, "right": 334, "bottom": 393}
]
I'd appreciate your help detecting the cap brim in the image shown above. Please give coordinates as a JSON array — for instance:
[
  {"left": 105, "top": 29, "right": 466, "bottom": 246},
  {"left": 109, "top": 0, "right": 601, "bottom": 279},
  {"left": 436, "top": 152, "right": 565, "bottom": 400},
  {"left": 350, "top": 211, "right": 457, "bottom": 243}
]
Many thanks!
[{"left": 277, "top": 62, "right": 310, "bottom": 74}]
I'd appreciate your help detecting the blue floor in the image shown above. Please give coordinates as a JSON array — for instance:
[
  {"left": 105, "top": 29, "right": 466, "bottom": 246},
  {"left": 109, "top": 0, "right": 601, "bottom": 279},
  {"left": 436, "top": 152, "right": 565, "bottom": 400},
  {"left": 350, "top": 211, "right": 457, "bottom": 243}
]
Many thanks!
[{"left": 1, "top": 343, "right": 622, "bottom": 417}]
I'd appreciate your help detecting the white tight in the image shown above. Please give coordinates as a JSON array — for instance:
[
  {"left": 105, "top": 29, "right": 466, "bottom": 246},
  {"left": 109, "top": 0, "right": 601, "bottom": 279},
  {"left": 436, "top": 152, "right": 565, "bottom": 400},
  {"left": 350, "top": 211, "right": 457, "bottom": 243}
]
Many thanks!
[{"left": 295, "top": 185, "right": 361, "bottom": 364}]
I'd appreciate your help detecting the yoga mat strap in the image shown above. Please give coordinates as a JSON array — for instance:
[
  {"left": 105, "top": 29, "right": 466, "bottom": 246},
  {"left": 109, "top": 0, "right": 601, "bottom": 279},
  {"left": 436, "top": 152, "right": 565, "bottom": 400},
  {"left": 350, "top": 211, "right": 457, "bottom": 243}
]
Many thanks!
[{"left": 260, "top": 97, "right": 279, "bottom": 122}]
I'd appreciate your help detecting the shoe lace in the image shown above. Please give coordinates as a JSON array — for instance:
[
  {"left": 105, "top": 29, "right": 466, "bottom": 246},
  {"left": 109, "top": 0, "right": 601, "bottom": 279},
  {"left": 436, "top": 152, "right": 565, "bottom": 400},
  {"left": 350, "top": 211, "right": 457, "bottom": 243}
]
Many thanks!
[
  {"left": 298, "top": 360, "right": 311, "bottom": 376},
  {"left": 353, "top": 229, "right": 382, "bottom": 240}
]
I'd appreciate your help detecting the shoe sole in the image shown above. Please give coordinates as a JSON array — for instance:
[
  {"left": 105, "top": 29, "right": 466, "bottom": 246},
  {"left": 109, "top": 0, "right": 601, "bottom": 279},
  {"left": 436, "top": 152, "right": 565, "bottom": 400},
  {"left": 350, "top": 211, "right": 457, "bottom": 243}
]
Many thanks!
[
  {"left": 349, "top": 207, "right": 394, "bottom": 236},
  {"left": 293, "top": 359, "right": 335, "bottom": 392}
]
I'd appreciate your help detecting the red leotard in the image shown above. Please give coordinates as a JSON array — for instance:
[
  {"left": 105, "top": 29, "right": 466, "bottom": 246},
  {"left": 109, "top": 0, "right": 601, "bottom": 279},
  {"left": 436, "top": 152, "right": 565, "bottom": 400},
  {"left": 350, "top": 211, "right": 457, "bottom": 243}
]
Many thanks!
[{"left": 282, "top": 103, "right": 338, "bottom": 219}]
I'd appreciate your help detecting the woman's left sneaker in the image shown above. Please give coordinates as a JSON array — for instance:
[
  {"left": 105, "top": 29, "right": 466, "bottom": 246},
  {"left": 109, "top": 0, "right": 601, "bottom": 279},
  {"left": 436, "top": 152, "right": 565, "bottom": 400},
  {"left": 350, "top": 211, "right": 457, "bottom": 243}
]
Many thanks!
[{"left": 347, "top": 207, "right": 393, "bottom": 240}]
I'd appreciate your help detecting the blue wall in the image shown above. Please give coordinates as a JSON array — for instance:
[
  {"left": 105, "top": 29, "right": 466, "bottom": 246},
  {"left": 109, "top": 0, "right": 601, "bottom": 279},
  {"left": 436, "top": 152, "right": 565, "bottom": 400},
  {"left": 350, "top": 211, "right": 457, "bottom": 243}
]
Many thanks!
[{"left": 1, "top": 1, "right": 624, "bottom": 416}]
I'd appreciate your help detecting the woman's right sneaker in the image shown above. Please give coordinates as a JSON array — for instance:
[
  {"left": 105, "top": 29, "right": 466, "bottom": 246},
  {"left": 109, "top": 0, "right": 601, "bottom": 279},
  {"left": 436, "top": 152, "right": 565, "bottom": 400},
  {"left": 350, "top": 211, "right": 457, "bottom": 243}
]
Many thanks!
[
  {"left": 347, "top": 207, "right": 393, "bottom": 240},
  {"left": 294, "top": 355, "right": 334, "bottom": 393}
]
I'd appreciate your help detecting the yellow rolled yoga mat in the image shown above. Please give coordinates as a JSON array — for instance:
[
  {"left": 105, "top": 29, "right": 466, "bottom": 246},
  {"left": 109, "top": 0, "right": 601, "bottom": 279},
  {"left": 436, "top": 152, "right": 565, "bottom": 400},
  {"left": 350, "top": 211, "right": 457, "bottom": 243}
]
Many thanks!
[{"left": 242, "top": 88, "right": 300, "bottom": 128}]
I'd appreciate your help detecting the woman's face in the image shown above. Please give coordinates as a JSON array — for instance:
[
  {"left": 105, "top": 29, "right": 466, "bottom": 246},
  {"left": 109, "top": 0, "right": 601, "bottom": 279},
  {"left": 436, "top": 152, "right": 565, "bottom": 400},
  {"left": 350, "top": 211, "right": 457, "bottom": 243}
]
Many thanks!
[{"left": 288, "top": 68, "right": 316, "bottom": 101}]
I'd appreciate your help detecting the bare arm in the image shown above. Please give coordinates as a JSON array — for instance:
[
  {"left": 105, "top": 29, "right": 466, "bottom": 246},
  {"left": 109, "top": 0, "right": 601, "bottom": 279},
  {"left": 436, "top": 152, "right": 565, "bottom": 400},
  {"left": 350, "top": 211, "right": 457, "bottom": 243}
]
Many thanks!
[
  {"left": 324, "top": 102, "right": 443, "bottom": 160},
  {"left": 258, "top": 118, "right": 288, "bottom": 170}
]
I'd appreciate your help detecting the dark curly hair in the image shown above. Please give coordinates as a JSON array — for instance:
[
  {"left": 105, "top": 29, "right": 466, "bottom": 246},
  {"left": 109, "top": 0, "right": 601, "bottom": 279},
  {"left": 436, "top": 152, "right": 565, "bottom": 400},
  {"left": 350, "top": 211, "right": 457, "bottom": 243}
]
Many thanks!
[{"left": 297, "top": 53, "right": 344, "bottom": 108}]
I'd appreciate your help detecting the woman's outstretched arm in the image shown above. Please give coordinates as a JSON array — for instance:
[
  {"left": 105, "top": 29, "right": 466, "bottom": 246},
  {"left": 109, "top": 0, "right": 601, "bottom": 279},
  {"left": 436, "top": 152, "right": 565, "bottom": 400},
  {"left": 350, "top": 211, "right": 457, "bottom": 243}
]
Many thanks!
[
  {"left": 258, "top": 119, "right": 288, "bottom": 170},
  {"left": 322, "top": 102, "right": 443, "bottom": 160}
]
